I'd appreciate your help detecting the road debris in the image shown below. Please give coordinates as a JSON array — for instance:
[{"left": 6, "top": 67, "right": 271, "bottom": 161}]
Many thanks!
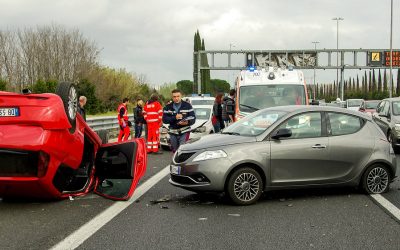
[
  {"left": 198, "top": 218, "right": 207, "bottom": 221},
  {"left": 161, "top": 205, "right": 169, "bottom": 209},
  {"left": 69, "top": 196, "right": 74, "bottom": 201},
  {"left": 150, "top": 195, "right": 171, "bottom": 204},
  {"left": 279, "top": 198, "right": 285, "bottom": 202},
  {"left": 287, "top": 204, "right": 293, "bottom": 207},
  {"left": 228, "top": 214, "right": 240, "bottom": 217}
]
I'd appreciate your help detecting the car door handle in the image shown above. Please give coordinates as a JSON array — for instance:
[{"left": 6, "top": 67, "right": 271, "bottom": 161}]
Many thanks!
[{"left": 312, "top": 144, "right": 326, "bottom": 149}]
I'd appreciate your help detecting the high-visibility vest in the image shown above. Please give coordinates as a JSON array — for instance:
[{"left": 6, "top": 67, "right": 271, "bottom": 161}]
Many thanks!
[
  {"left": 117, "top": 103, "right": 128, "bottom": 125},
  {"left": 143, "top": 101, "right": 163, "bottom": 124}
]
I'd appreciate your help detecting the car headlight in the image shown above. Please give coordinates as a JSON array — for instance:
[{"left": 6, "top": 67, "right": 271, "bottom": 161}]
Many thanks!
[
  {"left": 192, "top": 150, "right": 227, "bottom": 162},
  {"left": 395, "top": 124, "right": 400, "bottom": 132},
  {"left": 193, "top": 126, "right": 207, "bottom": 133}
]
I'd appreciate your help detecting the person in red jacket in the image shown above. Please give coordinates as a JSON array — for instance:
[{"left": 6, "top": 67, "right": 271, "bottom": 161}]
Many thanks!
[
  {"left": 143, "top": 94, "right": 163, "bottom": 153},
  {"left": 117, "top": 98, "right": 131, "bottom": 142}
]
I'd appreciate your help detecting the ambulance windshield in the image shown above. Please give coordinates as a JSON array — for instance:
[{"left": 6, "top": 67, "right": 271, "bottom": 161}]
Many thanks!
[{"left": 239, "top": 84, "right": 306, "bottom": 113}]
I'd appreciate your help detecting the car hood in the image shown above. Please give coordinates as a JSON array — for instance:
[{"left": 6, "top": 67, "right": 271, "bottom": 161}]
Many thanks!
[
  {"left": 182, "top": 133, "right": 256, "bottom": 151},
  {"left": 192, "top": 119, "right": 209, "bottom": 128}
]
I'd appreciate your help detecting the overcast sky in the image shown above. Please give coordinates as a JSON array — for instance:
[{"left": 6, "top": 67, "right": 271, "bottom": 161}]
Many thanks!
[{"left": 0, "top": 0, "right": 399, "bottom": 87}]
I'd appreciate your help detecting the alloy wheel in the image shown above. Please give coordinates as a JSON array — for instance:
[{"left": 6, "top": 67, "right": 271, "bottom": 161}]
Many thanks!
[
  {"left": 366, "top": 167, "right": 389, "bottom": 193},
  {"left": 233, "top": 172, "right": 260, "bottom": 202}
]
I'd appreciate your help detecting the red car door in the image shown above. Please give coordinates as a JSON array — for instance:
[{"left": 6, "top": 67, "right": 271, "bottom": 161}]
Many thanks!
[{"left": 94, "top": 138, "right": 147, "bottom": 200}]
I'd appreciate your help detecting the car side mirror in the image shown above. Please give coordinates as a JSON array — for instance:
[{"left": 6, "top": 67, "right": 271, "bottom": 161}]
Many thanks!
[{"left": 271, "top": 128, "right": 292, "bottom": 140}]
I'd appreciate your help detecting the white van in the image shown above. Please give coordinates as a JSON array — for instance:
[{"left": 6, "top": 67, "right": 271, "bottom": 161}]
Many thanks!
[{"left": 235, "top": 67, "right": 309, "bottom": 120}]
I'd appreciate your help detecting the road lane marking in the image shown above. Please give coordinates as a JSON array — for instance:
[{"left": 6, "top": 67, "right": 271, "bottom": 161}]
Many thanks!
[
  {"left": 370, "top": 194, "right": 400, "bottom": 222},
  {"left": 50, "top": 165, "right": 170, "bottom": 250}
]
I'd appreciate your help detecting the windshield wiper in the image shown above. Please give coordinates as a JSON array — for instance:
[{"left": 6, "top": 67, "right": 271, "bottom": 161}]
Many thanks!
[
  {"left": 240, "top": 103, "right": 259, "bottom": 111},
  {"left": 221, "top": 131, "right": 241, "bottom": 136}
]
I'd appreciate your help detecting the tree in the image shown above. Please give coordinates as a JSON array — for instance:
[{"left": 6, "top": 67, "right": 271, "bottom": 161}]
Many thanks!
[
  {"left": 77, "top": 79, "right": 102, "bottom": 114},
  {"left": 397, "top": 69, "right": 400, "bottom": 97},
  {"left": 378, "top": 69, "right": 382, "bottom": 93},
  {"left": 176, "top": 80, "right": 194, "bottom": 96},
  {"left": 158, "top": 82, "right": 177, "bottom": 102},
  {"left": 207, "top": 79, "right": 230, "bottom": 96},
  {"left": 0, "top": 79, "right": 6, "bottom": 91}
]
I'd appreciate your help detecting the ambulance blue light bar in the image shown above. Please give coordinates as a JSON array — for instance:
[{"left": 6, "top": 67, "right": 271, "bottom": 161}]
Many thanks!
[{"left": 247, "top": 66, "right": 256, "bottom": 72}]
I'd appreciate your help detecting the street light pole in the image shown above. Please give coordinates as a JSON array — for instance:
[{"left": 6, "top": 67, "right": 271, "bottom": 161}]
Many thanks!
[
  {"left": 389, "top": 0, "right": 393, "bottom": 98},
  {"left": 229, "top": 43, "right": 236, "bottom": 87},
  {"left": 312, "top": 41, "right": 320, "bottom": 100},
  {"left": 332, "top": 17, "right": 344, "bottom": 98}
]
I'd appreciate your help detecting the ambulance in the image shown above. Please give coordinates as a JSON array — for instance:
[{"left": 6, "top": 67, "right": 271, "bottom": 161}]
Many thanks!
[{"left": 235, "top": 66, "right": 309, "bottom": 120}]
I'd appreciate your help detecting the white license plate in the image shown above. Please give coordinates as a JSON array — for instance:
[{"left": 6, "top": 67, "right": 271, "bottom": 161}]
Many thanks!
[
  {"left": 0, "top": 107, "right": 19, "bottom": 117},
  {"left": 171, "top": 165, "right": 180, "bottom": 175}
]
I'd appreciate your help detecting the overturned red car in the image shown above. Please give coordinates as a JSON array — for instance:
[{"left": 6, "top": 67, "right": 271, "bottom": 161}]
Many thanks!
[{"left": 0, "top": 82, "right": 147, "bottom": 200}]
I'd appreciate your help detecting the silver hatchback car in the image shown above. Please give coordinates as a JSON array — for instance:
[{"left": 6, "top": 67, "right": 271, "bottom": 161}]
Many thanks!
[{"left": 169, "top": 106, "right": 397, "bottom": 205}]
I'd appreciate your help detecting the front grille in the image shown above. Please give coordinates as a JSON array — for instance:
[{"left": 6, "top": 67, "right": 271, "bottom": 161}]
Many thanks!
[
  {"left": 171, "top": 174, "right": 197, "bottom": 185},
  {"left": 0, "top": 149, "right": 38, "bottom": 176},
  {"left": 174, "top": 152, "right": 196, "bottom": 163}
]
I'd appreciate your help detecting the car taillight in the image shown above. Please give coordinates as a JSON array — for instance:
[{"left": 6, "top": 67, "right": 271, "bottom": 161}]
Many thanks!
[{"left": 38, "top": 151, "right": 50, "bottom": 177}]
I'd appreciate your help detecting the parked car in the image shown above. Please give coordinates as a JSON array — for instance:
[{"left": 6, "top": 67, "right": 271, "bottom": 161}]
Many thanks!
[
  {"left": 373, "top": 98, "right": 400, "bottom": 153},
  {"left": 346, "top": 99, "right": 364, "bottom": 111},
  {"left": 169, "top": 105, "right": 396, "bottom": 205},
  {"left": 160, "top": 104, "right": 214, "bottom": 150},
  {"left": 359, "top": 100, "right": 380, "bottom": 116},
  {"left": 0, "top": 83, "right": 147, "bottom": 200}
]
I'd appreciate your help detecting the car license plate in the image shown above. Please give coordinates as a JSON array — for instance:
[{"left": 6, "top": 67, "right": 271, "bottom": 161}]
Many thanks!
[
  {"left": 0, "top": 107, "right": 19, "bottom": 117},
  {"left": 171, "top": 165, "right": 180, "bottom": 175}
]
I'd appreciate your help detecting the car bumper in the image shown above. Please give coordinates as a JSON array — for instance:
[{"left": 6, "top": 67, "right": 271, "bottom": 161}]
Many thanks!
[
  {"left": 0, "top": 125, "right": 84, "bottom": 198},
  {"left": 168, "top": 157, "right": 233, "bottom": 192}
]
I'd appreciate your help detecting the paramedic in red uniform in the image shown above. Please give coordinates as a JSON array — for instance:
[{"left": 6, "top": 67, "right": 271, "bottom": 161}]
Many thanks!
[
  {"left": 117, "top": 98, "right": 131, "bottom": 142},
  {"left": 143, "top": 94, "right": 163, "bottom": 154}
]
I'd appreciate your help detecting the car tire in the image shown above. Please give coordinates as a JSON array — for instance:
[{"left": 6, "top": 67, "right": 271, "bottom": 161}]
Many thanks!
[
  {"left": 97, "top": 129, "right": 109, "bottom": 144},
  {"left": 226, "top": 167, "right": 263, "bottom": 205},
  {"left": 56, "top": 82, "right": 78, "bottom": 133},
  {"left": 362, "top": 164, "right": 391, "bottom": 194}
]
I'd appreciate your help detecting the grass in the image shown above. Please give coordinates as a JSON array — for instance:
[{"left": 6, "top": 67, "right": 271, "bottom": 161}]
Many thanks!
[{"left": 87, "top": 111, "right": 117, "bottom": 117}]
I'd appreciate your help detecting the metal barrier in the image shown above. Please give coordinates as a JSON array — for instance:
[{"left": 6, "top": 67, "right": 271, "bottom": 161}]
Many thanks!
[{"left": 86, "top": 115, "right": 134, "bottom": 132}]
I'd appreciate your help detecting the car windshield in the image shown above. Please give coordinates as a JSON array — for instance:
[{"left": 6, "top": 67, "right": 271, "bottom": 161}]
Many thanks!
[
  {"left": 347, "top": 99, "right": 363, "bottom": 107},
  {"left": 223, "top": 109, "right": 287, "bottom": 136},
  {"left": 194, "top": 107, "right": 211, "bottom": 120},
  {"left": 392, "top": 101, "right": 400, "bottom": 115},
  {"left": 239, "top": 84, "right": 306, "bottom": 113},
  {"left": 191, "top": 100, "right": 215, "bottom": 105},
  {"left": 365, "top": 101, "right": 379, "bottom": 109}
]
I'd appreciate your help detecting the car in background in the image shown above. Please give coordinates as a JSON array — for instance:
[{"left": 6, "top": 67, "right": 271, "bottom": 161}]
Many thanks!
[
  {"left": 346, "top": 99, "right": 364, "bottom": 111},
  {"left": 0, "top": 82, "right": 147, "bottom": 200},
  {"left": 160, "top": 104, "right": 214, "bottom": 150},
  {"left": 184, "top": 96, "right": 215, "bottom": 106},
  {"left": 169, "top": 106, "right": 396, "bottom": 205},
  {"left": 373, "top": 97, "right": 400, "bottom": 153},
  {"left": 359, "top": 100, "right": 380, "bottom": 116}
]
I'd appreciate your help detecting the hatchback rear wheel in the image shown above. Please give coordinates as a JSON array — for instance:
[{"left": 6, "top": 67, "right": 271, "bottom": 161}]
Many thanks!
[
  {"left": 227, "top": 167, "right": 263, "bottom": 205},
  {"left": 362, "top": 164, "right": 390, "bottom": 194}
]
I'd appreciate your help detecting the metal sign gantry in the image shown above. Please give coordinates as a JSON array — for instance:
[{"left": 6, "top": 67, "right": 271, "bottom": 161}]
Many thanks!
[{"left": 193, "top": 49, "right": 399, "bottom": 99}]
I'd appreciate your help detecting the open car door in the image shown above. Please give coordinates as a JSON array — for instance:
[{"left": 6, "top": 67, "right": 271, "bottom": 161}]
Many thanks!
[{"left": 94, "top": 138, "right": 147, "bottom": 200}]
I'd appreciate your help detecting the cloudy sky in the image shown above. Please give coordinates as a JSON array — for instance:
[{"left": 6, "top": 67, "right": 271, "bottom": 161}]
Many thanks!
[{"left": 0, "top": 0, "right": 399, "bottom": 87}]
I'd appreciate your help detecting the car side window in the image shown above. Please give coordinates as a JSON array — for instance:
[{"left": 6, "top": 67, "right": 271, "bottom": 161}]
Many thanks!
[
  {"left": 328, "top": 113, "right": 364, "bottom": 136},
  {"left": 276, "top": 112, "right": 322, "bottom": 139},
  {"left": 382, "top": 101, "right": 390, "bottom": 116},
  {"left": 376, "top": 101, "right": 384, "bottom": 114}
]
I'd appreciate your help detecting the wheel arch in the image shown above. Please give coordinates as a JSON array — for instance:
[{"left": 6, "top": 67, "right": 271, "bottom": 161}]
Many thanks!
[
  {"left": 224, "top": 162, "right": 267, "bottom": 192},
  {"left": 359, "top": 160, "right": 395, "bottom": 186}
]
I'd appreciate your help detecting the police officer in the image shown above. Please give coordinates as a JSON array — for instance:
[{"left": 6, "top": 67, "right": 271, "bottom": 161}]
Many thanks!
[
  {"left": 162, "top": 89, "right": 196, "bottom": 153},
  {"left": 117, "top": 98, "right": 130, "bottom": 142}
]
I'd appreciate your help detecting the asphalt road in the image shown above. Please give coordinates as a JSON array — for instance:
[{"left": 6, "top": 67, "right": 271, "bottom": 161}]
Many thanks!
[{"left": 1, "top": 149, "right": 399, "bottom": 250}]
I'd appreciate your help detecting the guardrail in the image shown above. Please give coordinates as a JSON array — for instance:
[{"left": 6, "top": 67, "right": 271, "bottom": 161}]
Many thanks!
[{"left": 86, "top": 115, "right": 134, "bottom": 132}]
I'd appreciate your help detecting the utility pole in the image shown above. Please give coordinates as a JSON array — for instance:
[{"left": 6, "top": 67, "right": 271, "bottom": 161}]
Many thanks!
[
  {"left": 389, "top": 0, "right": 393, "bottom": 98},
  {"left": 332, "top": 17, "right": 344, "bottom": 98},
  {"left": 312, "top": 41, "right": 320, "bottom": 100}
]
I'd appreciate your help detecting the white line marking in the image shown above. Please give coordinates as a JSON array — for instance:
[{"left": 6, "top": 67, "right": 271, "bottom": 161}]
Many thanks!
[
  {"left": 370, "top": 194, "right": 400, "bottom": 221},
  {"left": 50, "top": 165, "right": 170, "bottom": 250}
]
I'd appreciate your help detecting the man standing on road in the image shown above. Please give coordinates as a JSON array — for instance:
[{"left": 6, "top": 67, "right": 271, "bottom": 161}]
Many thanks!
[
  {"left": 117, "top": 98, "right": 131, "bottom": 142},
  {"left": 78, "top": 96, "right": 87, "bottom": 121},
  {"left": 143, "top": 94, "right": 163, "bottom": 154},
  {"left": 163, "top": 89, "right": 196, "bottom": 153}
]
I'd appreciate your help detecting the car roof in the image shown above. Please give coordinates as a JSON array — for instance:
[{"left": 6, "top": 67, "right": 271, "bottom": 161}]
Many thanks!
[
  {"left": 186, "top": 96, "right": 215, "bottom": 100},
  {"left": 261, "top": 105, "right": 372, "bottom": 120},
  {"left": 383, "top": 97, "right": 400, "bottom": 102}
]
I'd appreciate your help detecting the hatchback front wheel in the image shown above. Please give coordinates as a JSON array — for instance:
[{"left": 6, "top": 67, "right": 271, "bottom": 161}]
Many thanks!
[
  {"left": 362, "top": 164, "right": 390, "bottom": 194},
  {"left": 227, "top": 167, "right": 263, "bottom": 205}
]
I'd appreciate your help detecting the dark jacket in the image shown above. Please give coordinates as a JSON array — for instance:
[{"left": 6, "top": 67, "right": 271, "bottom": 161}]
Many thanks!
[
  {"left": 78, "top": 105, "right": 86, "bottom": 121},
  {"left": 222, "top": 96, "right": 235, "bottom": 121},
  {"left": 162, "top": 101, "right": 195, "bottom": 134},
  {"left": 134, "top": 105, "right": 145, "bottom": 124}
]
